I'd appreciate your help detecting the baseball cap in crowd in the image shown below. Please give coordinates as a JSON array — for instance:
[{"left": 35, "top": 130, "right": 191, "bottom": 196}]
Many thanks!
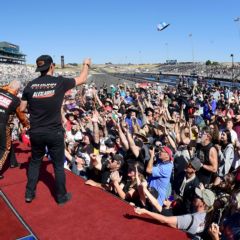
[
  {"left": 105, "top": 98, "right": 113, "bottom": 105},
  {"left": 161, "top": 146, "right": 173, "bottom": 161},
  {"left": 112, "top": 154, "right": 124, "bottom": 166},
  {"left": 113, "top": 105, "right": 119, "bottom": 110},
  {"left": 189, "top": 157, "right": 202, "bottom": 171},
  {"left": 35, "top": 55, "right": 54, "bottom": 72},
  {"left": 195, "top": 188, "right": 215, "bottom": 207},
  {"left": 104, "top": 138, "right": 115, "bottom": 148}
]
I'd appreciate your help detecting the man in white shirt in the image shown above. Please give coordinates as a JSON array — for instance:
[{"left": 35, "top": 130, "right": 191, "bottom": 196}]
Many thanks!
[{"left": 226, "top": 119, "right": 238, "bottom": 145}]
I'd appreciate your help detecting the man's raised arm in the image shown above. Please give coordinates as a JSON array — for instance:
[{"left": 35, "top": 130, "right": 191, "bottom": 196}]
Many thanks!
[{"left": 74, "top": 59, "right": 92, "bottom": 86}]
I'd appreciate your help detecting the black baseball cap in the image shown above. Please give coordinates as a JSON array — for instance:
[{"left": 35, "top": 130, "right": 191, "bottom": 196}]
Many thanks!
[
  {"left": 112, "top": 154, "right": 124, "bottom": 166},
  {"left": 104, "top": 138, "right": 115, "bottom": 148},
  {"left": 35, "top": 55, "right": 53, "bottom": 72}
]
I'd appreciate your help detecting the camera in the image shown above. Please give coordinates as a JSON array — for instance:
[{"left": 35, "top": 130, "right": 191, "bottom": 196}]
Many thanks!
[{"left": 155, "top": 146, "right": 161, "bottom": 153}]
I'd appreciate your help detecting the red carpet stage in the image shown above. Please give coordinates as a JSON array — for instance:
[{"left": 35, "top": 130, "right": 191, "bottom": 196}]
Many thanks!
[
  {"left": 0, "top": 142, "right": 189, "bottom": 240},
  {"left": 0, "top": 191, "right": 34, "bottom": 240}
]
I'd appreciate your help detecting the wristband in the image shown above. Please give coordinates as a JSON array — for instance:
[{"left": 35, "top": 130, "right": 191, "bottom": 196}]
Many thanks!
[{"left": 83, "top": 63, "right": 90, "bottom": 68}]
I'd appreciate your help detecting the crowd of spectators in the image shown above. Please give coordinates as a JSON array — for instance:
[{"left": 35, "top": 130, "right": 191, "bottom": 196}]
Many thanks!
[
  {"left": 7, "top": 72, "right": 240, "bottom": 239},
  {"left": 0, "top": 63, "right": 37, "bottom": 87},
  {"left": 150, "top": 62, "right": 240, "bottom": 81}
]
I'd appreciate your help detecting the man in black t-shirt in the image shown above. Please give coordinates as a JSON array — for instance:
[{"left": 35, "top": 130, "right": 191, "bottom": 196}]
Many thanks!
[
  {"left": 0, "top": 80, "right": 29, "bottom": 179},
  {"left": 196, "top": 126, "right": 218, "bottom": 186},
  {"left": 20, "top": 55, "right": 91, "bottom": 205}
]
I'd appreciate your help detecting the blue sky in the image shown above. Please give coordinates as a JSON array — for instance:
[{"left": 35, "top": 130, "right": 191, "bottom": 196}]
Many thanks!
[{"left": 1, "top": 0, "right": 240, "bottom": 64}]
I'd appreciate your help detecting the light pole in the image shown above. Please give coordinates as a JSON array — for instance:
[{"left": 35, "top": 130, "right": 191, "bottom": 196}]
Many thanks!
[
  {"left": 230, "top": 53, "right": 234, "bottom": 88},
  {"left": 138, "top": 50, "right": 142, "bottom": 65},
  {"left": 189, "top": 33, "right": 195, "bottom": 76},
  {"left": 234, "top": 17, "right": 240, "bottom": 39},
  {"left": 165, "top": 42, "right": 169, "bottom": 62},
  {"left": 189, "top": 33, "right": 195, "bottom": 64},
  {"left": 125, "top": 56, "right": 128, "bottom": 65}
]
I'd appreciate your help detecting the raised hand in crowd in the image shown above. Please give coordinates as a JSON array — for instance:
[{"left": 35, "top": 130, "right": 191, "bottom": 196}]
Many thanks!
[
  {"left": 75, "top": 156, "right": 86, "bottom": 169},
  {"left": 89, "top": 153, "right": 101, "bottom": 169},
  {"left": 198, "top": 182, "right": 205, "bottom": 190},
  {"left": 110, "top": 171, "right": 122, "bottom": 183},
  {"left": 91, "top": 110, "right": 99, "bottom": 123},
  {"left": 148, "top": 146, "right": 155, "bottom": 160},
  {"left": 115, "top": 119, "right": 129, "bottom": 151},
  {"left": 208, "top": 223, "right": 221, "bottom": 240},
  {"left": 120, "top": 117, "right": 128, "bottom": 133},
  {"left": 131, "top": 116, "right": 140, "bottom": 133}
]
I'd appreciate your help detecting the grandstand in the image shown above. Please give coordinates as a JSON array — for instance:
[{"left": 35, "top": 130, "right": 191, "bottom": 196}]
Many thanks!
[{"left": 0, "top": 41, "right": 26, "bottom": 64}]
